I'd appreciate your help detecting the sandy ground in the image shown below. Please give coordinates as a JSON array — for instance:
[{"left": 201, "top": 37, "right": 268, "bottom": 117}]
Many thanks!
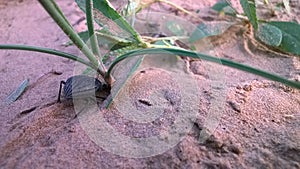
[{"left": 1, "top": 0, "right": 300, "bottom": 168}]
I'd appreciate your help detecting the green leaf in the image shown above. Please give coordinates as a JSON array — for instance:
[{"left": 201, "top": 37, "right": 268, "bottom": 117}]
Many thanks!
[
  {"left": 4, "top": 79, "right": 29, "bottom": 104},
  {"left": 75, "top": 0, "right": 142, "bottom": 43},
  {"left": 107, "top": 48, "right": 300, "bottom": 89},
  {"left": 255, "top": 23, "right": 282, "bottom": 47},
  {"left": 212, "top": 1, "right": 230, "bottom": 12},
  {"left": 0, "top": 44, "right": 94, "bottom": 69},
  {"left": 189, "top": 22, "right": 234, "bottom": 43},
  {"left": 212, "top": 1, "right": 236, "bottom": 15},
  {"left": 267, "top": 21, "right": 300, "bottom": 56},
  {"left": 85, "top": 0, "right": 101, "bottom": 59},
  {"left": 240, "top": 0, "right": 258, "bottom": 30}
]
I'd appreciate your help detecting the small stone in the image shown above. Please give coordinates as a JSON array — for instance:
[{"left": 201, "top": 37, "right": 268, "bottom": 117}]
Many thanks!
[
  {"left": 227, "top": 101, "right": 241, "bottom": 113},
  {"left": 243, "top": 84, "right": 252, "bottom": 91}
]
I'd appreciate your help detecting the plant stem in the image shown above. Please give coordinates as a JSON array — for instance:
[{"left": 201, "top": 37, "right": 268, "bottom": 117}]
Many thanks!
[
  {"left": 106, "top": 48, "right": 300, "bottom": 89},
  {"left": 85, "top": 0, "right": 107, "bottom": 73},
  {"left": 85, "top": 0, "right": 101, "bottom": 58},
  {"left": 86, "top": 0, "right": 113, "bottom": 83},
  {"left": 0, "top": 44, "right": 95, "bottom": 69},
  {"left": 38, "top": 0, "right": 105, "bottom": 76}
]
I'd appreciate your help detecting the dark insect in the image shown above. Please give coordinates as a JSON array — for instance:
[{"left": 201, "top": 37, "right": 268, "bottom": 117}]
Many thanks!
[{"left": 57, "top": 75, "right": 108, "bottom": 102}]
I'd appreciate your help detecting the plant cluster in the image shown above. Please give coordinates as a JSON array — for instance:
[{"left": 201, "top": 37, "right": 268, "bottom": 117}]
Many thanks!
[{"left": 211, "top": 0, "right": 300, "bottom": 56}]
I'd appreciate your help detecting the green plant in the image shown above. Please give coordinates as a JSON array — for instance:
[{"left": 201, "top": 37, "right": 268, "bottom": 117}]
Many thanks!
[
  {"left": 1, "top": 0, "right": 300, "bottom": 107},
  {"left": 211, "top": 0, "right": 300, "bottom": 56}
]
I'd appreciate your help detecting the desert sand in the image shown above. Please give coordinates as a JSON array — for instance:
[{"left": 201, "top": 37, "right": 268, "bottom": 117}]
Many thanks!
[{"left": 0, "top": 0, "right": 300, "bottom": 168}]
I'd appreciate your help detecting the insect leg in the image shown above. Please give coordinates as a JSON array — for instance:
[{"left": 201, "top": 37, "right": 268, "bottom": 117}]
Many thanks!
[{"left": 57, "top": 81, "right": 66, "bottom": 102}]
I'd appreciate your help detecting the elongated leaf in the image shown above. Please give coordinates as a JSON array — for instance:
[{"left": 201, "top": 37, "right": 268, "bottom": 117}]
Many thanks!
[
  {"left": 4, "top": 79, "right": 29, "bottom": 104},
  {"left": 75, "top": 0, "right": 142, "bottom": 43},
  {"left": 0, "top": 44, "right": 94, "bottom": 69},
  {"left": 107, "top": 48, "right": 300, "bottom": 89},
  {"left": 240, "top": 0, "right": 258, "bottom": 30},
  {"left": 255, "top": 23, "right": 282, "bottom": 47},
  {"left": 267, "top": 21, "right": 300, "bottom": 56},
  {"left": 85, "top": 0, "right": 102, "bottom": 59},
  {"left": 189, "top": 22, "right": 234, "bottom": 43}
]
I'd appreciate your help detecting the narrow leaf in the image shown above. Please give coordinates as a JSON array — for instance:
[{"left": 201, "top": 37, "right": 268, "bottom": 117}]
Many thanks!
[
  {"left": 4, "top": 79, "right": 29, "bottom": 104},
  {"left": 255, "top": 23, "right": 282, "bottom": 47},
  {"left": 85, "top": 0, "right": 102, "bottom": 59},
  {"left": 0, "top": 44, "right": 94, "bottom": 69},
  {"left": 240, "top": 0, "right": 258, "bottom": 30},
  {"left": 107, "top": 48, "right": 300, "bottom": 89},
  {"left": 267, "top": 21, "right": 300, "bottom": 56}
]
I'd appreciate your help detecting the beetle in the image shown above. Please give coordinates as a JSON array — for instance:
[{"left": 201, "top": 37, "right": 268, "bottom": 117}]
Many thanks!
[{"left": 57, "top": 75, "right": 109, "bottom": 102}]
